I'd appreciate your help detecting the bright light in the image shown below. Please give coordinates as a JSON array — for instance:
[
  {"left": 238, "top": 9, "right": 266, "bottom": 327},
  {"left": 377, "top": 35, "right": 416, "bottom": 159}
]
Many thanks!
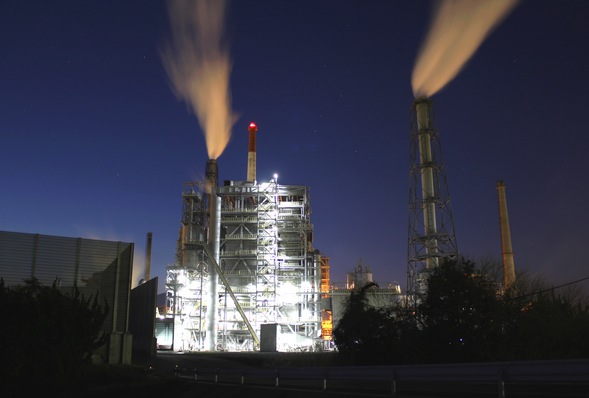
[
  {"left": 301, "top": 281, "right": 312, "bottom": 292},
  {"left": 277, "top": 282, "right": 298, "bottom": 305},
  {"left": 301, "top": 309, "right": 312, "bottom": 320}
]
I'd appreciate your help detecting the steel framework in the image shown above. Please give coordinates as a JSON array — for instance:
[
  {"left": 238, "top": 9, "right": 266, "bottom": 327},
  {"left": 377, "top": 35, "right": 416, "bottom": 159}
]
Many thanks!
[
  {"left": 166, "top": 177, "right": 322, "bottom": 351},
  {"left": 407, "top": 97, "right": 458, "bottom": 308}
]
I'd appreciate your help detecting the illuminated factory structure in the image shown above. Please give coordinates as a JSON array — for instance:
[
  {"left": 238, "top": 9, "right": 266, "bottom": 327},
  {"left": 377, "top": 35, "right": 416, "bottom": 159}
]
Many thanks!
[
  {"left": 407, "top": 97, "right": 458, "bottom": 304},
  {"left": 164, "top": 122, "right": 327, "bottom": 352}
]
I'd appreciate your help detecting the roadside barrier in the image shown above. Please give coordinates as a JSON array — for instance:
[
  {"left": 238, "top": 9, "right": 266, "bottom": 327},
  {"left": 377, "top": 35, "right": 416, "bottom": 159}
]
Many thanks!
[{"left": 183, "top": 358, "right": 589, "bottom": 397}]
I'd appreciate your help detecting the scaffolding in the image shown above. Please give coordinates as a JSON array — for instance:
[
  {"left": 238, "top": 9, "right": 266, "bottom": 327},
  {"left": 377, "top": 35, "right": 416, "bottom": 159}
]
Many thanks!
[{"left": 165, "top": 177, "right": 322, "bottom": 352}]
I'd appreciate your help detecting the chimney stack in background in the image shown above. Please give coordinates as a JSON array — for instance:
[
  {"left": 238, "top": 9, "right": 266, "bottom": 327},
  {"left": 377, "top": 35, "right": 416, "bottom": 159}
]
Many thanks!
[
  {"left": 145, "top": 232, "right": 152, "bottom": 281},
  {"left": 497, "top": 180, "right": 516, "bottom": 290}
]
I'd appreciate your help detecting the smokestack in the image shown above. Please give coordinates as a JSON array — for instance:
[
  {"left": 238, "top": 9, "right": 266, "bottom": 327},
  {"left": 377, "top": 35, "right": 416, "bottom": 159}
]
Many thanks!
[
  {"left": 247, "top": 122, "right": 258, "bottom": 182},
  {"left": 205, "top": 158, "right": 219, "bottom": 192},
  {"left": 205, "top": 158, "right": 220, "bottom": 351},
  {"left": 145, "top": 232, "right": 152, "bottom": 281},
  {"left": 497, "top": 180, "right": 516, "bottom": 290},
  {"left": 415, "top": 97, "right": 439, "bottom": 268}
]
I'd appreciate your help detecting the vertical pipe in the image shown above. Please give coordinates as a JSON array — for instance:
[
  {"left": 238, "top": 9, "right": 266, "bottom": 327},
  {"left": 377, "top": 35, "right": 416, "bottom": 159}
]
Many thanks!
[
  {"left": 415, "top": 97, "right": 439, "bottom": 268},
  {"left": 145, "top": 232, "right": 152, "bottom": 281},
  {"left": 204, "top": 198, "right": 220, "bottom": 350},
  {"left": 247, "top": 122, "right": 258, "bottom": 182},
  {"left": 205, "top": 159, "right": 219, "bottom": 351},
  {"left": 497, "top": 180, "right": 516, "bottom": 290}
]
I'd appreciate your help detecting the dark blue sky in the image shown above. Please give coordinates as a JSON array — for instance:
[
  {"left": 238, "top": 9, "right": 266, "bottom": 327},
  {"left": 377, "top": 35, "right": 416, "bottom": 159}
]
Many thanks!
[{"left": 2, "top": 0, "right": 588, "bottom": 294}]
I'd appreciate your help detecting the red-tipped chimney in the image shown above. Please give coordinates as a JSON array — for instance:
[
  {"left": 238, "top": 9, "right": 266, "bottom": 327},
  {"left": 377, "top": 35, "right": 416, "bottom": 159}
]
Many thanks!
[{"left": 247, "top": 122, "right": 258, "bottom": 182}]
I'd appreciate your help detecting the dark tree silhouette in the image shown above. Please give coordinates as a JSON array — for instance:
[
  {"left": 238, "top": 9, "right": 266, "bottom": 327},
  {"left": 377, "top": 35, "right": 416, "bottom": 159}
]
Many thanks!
[
  {"left": 332, "top": 282, "right": 420, "bottom": 364},
  {"left": 323, "top": 257, "right": 589, "bottom": 365},
  {"left": 503, "top": 289, "right": 589, "bottom": 360},
  {"left": 417, "top": 258, "right": 507, "bottom": 362},
  {"left": 0, "top": 277, "right": 109, "bottom": 391}
]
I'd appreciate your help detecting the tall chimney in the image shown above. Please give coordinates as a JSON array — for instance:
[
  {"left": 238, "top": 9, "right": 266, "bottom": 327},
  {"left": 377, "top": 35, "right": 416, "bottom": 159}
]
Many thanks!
[
  {"left": 415, "top": 97, "right": 439, "bottom": 269},
  {"left": 205, "top": 158, "right": 220, "bottom": 351},
  {"left": 497, "top": 180, "right": 516, "bottom": 290},
  {"left": 145, "top": 232, "right": 152, "bottom": 281},
  {"left": 247, "top": 122, "right": 258, "bottom": 182}
]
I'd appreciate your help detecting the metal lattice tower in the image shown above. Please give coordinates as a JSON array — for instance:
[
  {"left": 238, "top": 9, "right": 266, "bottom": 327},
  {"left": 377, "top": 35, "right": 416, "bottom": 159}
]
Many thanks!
[{"left": 407, "top": 97, "right": 458, "bottom": 307}]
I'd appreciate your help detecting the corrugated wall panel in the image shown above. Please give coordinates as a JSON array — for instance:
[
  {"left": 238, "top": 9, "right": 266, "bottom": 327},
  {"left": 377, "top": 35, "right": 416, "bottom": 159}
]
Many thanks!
[
  {"left": 35, "top": 235, "right": 78, "bottom": 286},
  {"left": 0, "top": 230, "right": 133, "bottom": 335},
  {"left": 0, "top": 231, "right": 36, "bottom": 285}
]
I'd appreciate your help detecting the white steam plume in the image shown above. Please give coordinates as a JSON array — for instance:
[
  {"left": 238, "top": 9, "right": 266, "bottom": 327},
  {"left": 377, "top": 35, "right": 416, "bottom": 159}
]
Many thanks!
[
  {"left": 160, "top": 0, "right": 238, "bottom": 160},
  {"left": 412, "top": 0, "right": 519, "bottom": 98}
]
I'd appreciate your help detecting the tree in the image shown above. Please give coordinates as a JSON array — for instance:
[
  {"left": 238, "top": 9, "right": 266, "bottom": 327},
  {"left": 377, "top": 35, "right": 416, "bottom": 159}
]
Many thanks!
[
  {"left": 502, "top": 276, "right": 589, "bottom": 360},
  {"left": 332, "top": 282, "right": 389, "bottom": 363},
  {"left": 417, "top": 258, "right": 506, "bottom": 362},
  {"left": 332, "top": 282, "right": 420, "bottom": 364},
  {"left": 332, "top": 257, "right": 589, "bottom": 365},
  {"left": 0, "top": 278, "right": 109, "bottom": 391}
]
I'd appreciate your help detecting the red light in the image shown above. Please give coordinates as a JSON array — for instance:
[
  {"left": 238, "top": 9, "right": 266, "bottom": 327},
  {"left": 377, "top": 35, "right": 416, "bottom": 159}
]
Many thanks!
[
  {"left": 249, "top": 122, "right": 257, "bottom": 128},
  {"left": 248, "top": 122, "right": 258, "bottom": 133}
]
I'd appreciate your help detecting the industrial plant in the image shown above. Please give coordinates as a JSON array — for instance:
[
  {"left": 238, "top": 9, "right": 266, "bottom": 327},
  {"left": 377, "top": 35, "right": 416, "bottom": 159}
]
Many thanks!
[
  {"left": 156, "top": 94, "right": 477, "bottom": 352},
  {"left": 152, "top": 92, "right": 521, "bottom": 353},
  {"left": 162, "top": 123, "right": 329, "bottom": 352}
]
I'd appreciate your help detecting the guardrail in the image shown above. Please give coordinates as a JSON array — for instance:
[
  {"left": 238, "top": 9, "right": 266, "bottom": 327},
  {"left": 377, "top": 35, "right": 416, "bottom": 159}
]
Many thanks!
[{"left": 179, "top": 359, "right": 589, "bottom": 397}]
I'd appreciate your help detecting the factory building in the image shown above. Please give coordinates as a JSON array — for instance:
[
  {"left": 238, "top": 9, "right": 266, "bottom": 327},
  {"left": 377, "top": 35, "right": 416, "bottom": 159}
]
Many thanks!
[
  {"left": 163, "top": 174, "right": 324, "bottom": 352},
  {"left": 160, "top": 122, "right": 325, "bottom": 352},
  {"left": 327, "top": 262, "right": 402, "bottom": 345}
]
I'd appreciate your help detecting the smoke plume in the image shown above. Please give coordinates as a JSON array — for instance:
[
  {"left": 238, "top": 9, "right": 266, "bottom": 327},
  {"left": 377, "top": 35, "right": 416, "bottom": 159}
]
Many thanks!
[
  {"left": 412, "top": 0, "right": 519, "bottom": 98},
  {"left": 160, "top": 0, "right": 237, "bottom": 160}
]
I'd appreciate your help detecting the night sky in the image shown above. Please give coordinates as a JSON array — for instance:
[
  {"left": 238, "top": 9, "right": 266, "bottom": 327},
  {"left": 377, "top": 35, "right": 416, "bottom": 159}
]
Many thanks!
[{"left": 2, "top": 0, "right": 588, "bottom": 295}]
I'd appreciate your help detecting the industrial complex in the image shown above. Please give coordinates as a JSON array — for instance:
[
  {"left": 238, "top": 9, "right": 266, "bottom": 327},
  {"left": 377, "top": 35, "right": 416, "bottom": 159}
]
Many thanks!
[
  {"left": 155, "top": 94, "right": 507, "bottom": 352},
  {"left": 158, "top": 121, "right": 402, "bottom": 352},
  {"left": 0, "top": 99, "right": 515, "bottom": 355}
]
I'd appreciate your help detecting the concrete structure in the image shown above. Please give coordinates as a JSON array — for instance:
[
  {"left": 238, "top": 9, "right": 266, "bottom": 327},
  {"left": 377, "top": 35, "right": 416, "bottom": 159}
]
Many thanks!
[
  {"left": 497, "top": 180, "right": 516, "bottom": 290},
  {"left": 346, "top": 260, "right": 374, "bottom": 289},
  {"left": 329, "top": 285, "right": 402, "bottom": 331},
  {"left": 328, "top": 262, "right": 402, "bottom": 343}
]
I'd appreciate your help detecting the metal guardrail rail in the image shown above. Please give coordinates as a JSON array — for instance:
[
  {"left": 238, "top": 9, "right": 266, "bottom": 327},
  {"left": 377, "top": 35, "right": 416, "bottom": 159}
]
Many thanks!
[{"left": 178, "top": 359, "right": 589, "bottom": 397}]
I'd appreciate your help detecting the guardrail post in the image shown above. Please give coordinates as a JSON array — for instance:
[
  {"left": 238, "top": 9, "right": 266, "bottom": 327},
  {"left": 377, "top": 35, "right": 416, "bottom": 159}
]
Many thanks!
[
  {"left": 391, "top": 370, "right": 397, "bottom": 396},
  {"left": 193, "top": 369, "right": 198, "bottom": 382},
  {"left": 241, "top": 369, "right": 245, "bottom": 385},
  {"left": 498, "top": 369, "right": 505, "bottom": 398},
  {"left": 323, "top": 368, "right": 328, "bottom": 392},
  {"left": 275, "top": 369, "right": 279, "bottom": 388},
  {"left": 215, "top": 368, "right": 219, "bottom": 383}
]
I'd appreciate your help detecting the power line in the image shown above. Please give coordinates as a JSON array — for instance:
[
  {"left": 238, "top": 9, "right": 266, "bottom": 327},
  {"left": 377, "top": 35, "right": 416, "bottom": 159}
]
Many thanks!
[{"left": 508, "top": 275, "right": 589, "bottom": 301}]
